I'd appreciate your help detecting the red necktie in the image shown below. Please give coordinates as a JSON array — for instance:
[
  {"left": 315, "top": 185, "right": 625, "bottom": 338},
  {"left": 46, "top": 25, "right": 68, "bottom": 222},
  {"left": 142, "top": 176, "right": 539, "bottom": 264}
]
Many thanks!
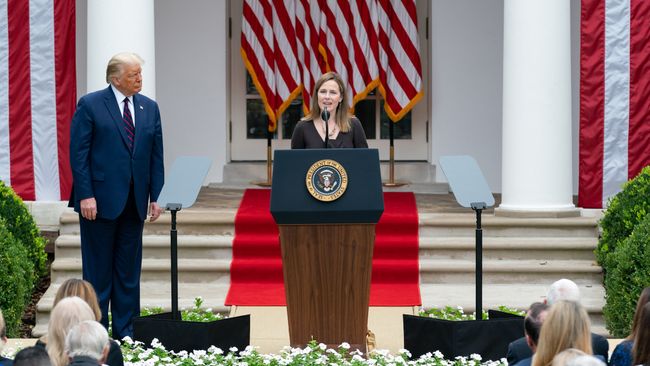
[{"left": 122, "top": 98, "right": 135, "bottom": 153}]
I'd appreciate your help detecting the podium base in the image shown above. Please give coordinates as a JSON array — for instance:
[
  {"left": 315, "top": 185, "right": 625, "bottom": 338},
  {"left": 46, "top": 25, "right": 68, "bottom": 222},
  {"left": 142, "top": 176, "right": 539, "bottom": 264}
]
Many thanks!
[
  {"left": 280, "top": 224, "right": 375, "bottom": 353},
  {"left": 382, "top": 181, "right": 409, "bottom": 188}
]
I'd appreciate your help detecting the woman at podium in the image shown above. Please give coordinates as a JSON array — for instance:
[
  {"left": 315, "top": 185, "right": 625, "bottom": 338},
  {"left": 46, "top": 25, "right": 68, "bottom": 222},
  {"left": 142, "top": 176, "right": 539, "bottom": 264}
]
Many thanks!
[{"left": 291, "top": 72, "right": 368, "bottom": 149}]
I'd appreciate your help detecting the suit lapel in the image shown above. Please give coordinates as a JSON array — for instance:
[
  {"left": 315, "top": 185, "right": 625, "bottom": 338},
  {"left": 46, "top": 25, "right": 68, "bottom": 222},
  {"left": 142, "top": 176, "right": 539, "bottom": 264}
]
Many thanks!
[{"left": 103, "top": 87, "right": 132, "bottom": 153}]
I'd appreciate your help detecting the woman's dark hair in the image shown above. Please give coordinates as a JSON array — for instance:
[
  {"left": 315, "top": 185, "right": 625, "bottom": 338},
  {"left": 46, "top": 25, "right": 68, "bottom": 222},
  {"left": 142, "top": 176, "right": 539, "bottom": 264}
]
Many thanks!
[
  {"left": 633, "top": 302, "right": 650, "bottom": 365},
  {"left": 628, "top": 287, "right": 650, "bottom": 340}
]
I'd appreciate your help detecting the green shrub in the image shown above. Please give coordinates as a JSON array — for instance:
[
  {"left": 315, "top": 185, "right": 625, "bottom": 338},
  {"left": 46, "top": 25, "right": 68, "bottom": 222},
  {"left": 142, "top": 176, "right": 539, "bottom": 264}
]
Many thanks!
[
  {"left": 602, "top": 213, "right": 650, "bottom": 337},
  {"left": 0, "top": 218, "right": 35, "bottom": 337},
  {"left": 0, "top": 180, "right": 47, "bottom": 276},
  {"left": 596, "top": 166, "right": 650, "bottom": 269}
]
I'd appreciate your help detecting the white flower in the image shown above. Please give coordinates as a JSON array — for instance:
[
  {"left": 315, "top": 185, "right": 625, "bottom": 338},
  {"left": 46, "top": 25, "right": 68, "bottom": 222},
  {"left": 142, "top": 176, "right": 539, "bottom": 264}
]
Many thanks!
[
  {"left": 319, "top": 343, "right": 327, "bottom": 351},
  {"left": 230, "top": 346, "right": 239, "bottom": 352},
  {"left": 434, "top": 350, "right": 444, "bottom": 359},
  {"left": 399, "top": 349, "right": 412, "bottom": 358},
  {"left": 340, "top": 342, "right": 350, "bottom": 349},
  {"left": 471, "top": 353, "right": 482, "bottom": 361}
]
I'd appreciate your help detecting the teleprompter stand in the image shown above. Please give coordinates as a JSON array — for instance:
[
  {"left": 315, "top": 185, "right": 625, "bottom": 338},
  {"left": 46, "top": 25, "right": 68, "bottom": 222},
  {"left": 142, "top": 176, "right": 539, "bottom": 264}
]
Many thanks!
[
  {"left": 403, "top": 155, "right": 522, "bottom": 360},
  {"left": 439, "top": 155, "right": 495, "bottom": 317},
  {"left": 133, "top": 156, "right": 250, "bottom": 352}
]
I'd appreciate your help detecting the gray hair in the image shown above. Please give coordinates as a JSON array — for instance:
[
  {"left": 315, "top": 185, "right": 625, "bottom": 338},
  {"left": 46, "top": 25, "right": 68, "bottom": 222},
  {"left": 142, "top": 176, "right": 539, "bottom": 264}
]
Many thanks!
[
  {"left": 65, "top": 320, "right": 109, "bottom": 360},
  {"left": 566, "top": 355, "right": 607, "bottom": 366},
  {"left": 547, "top": 279, "right": 581, "bottom": 305},
  {"left": 105, "top": 52, "right": 144, "bottom": 84}
]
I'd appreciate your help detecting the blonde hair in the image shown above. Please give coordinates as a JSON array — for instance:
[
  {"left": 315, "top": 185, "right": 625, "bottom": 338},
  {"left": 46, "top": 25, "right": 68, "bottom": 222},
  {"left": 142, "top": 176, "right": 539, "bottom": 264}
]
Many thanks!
[
  {"left": 105, "top": 52, "right": 144, "bottom": 84},
  {"left": 532, "top": 301, "right": 593, "bottom": 366},
  {"left": 47, "top": 297, "right": 96, "bottom": 366},
  {"left": 302, "top": 72, "right": 353, "bottom": 133},
  {"left": 54, "top": 278, "right": 102, "bottom": 321}
]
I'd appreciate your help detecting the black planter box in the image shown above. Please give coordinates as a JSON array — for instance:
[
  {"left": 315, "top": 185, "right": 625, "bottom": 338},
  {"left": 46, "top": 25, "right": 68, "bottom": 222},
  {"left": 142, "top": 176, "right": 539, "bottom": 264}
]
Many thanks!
[
  {"left": 133, "top": 312, "right": 250, "bottom": 353},
  {"left": 403, "top": 311, "right": 524, "bottom": 361}
]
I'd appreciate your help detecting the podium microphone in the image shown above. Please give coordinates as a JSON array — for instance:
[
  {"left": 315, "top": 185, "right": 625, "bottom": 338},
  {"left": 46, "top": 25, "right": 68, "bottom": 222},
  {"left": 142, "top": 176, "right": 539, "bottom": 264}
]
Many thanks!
[{"left": 321, "top": 108, "right": 330, "bottom": 148}]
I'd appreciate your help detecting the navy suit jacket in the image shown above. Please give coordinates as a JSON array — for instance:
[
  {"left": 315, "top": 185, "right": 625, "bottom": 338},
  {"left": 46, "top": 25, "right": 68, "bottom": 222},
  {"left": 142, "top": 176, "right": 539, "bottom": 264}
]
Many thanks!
[{"left": 70, "top": 86, "right": 164, "bottom": 221}]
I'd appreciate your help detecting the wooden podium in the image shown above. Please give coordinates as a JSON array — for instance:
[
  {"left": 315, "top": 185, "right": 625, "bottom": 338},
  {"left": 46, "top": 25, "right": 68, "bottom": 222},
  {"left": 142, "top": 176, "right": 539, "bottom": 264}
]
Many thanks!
[{"left": 270, "top": 149, "right": 384, "bottom": 352}]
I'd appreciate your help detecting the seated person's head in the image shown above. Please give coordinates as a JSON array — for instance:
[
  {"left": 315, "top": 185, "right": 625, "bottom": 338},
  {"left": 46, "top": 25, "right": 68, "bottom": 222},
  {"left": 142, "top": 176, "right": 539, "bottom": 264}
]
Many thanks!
[
  {"left": 533, "top": 301, "right": 592, "bottom": 366},
  {"left": 0, "top": 309, "right": 7, "bottom": 354},
  {"left": 13, "top": 346, "right": 52, "bottom": 366},
  {"left": 546, "top": 279, "right": 581, "bottom": 305},
  {"left": 65, "top": 320, "right": 109, "bottom": 365},
  {"left": 47, "top": 297, "right": 96, "bottom": 366},
  {"left": 629, "top": 287, "right": 650, "bottom": 340},
  {"left": 54, "top": 279, "right": 102, "bottom": 322},
  {"left": 633, "top": 302, "right": 650, "bottom": 366},
  {"left": 552, "top": 349, "right": 605, "bottom": 366},
  {"left": 525, "top": 302, "right": 550, "bottom": 352}
]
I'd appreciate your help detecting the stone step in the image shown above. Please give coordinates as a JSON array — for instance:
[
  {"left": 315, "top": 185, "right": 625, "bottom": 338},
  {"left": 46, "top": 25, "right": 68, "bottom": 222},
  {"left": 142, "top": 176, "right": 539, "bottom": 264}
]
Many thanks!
[
  {"left": 419, "top": 213, "right": 600, "bottom": 238},
  {"left": 55, "top": 234, "right": 234, "bottom": 260},
  {"left": 59, "top": 210, "right": 236, "bottom": 236},
  {"left": 419, "top": 236, "right": 598, "bottom": 260},
  {"left": 419, "top": 258, "right": 602, "bottom": 284},
  {"left": 33, "top": 282, "right": 231, "bottom": 337},
  {"left": 50, "top": 258, "right": 231, "bottom": 284}
]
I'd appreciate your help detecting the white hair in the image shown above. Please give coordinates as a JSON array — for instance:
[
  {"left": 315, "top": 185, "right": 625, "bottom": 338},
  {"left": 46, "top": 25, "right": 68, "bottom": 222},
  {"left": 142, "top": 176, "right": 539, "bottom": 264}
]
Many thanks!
[
  {"left": 105, "top": 52, "right": 144, "bottom": 84},
  {"left": 65, "top": 320, "right": 109, "bottom": 360},
  {"left": 547, "top": 279, "right": 581, "bottom": 305},
  {"left": 566, "top": 355, "right": 607, "bottom": 366}
]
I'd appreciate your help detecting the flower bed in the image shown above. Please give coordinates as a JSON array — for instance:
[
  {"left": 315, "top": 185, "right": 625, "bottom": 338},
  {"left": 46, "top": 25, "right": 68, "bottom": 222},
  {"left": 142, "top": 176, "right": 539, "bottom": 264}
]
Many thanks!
[{"left": 120, "top": 339, "right": 506, "bottom": 366}]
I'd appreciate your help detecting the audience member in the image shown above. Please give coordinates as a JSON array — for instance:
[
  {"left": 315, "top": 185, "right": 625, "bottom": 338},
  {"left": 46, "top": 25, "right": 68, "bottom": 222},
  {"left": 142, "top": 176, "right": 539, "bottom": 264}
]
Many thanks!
[
  {"left": 0, "top": 310, "right": 12, "bottom": 366},
  {"left": 46, "top": 297, "right": 96, "bottom": 366},
  {"left": 532, "top": 301, "right": 593, "bottom": 366},
  {"left": 546, "top": 279, "right": 581, "bottom": 304},
  {"left": 552, "top": 349, "right": 605, "bottom": 366},
  {"left": 48, "top": 279, "right": 123, "bottom": 366},
  {"left": 507, "top": 279, "right": 609, "bottom": 365},
  {"left": 509, "top": 302, "right": 550, "bottom": 366},
  {"left": 12, "top": 347, "right": 51, "bottom": 366},
  {"left": 632, "top": 302, "right": 650, "bottom": 366},
  {"left": 65, "top": 320, "right": 109, "bottom": 366},
  {"left": 610, "top": 287, "right": 650, "bottom": 366}
]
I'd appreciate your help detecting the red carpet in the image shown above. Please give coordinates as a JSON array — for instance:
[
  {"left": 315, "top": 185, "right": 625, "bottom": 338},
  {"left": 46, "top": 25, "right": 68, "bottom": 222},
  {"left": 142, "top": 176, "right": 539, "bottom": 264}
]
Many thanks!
[{"left": 224, "top": 189, "right": 421, "bottom": 306}]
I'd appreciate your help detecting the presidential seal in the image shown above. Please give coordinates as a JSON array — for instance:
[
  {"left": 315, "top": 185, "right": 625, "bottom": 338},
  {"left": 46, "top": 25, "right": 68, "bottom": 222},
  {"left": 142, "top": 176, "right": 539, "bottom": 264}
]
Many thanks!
[{"left": 305, "top": 159, "right": 348, "bottom": 202}]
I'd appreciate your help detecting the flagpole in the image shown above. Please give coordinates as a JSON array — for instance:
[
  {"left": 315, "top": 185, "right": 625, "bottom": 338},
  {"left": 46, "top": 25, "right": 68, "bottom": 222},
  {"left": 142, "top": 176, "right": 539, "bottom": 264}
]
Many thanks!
[
  {"left": 252, "top": 119, "right": 273, "bottom": 187},
  {"left": 383, "top": 120, "right": 407, "bottom": 187}
]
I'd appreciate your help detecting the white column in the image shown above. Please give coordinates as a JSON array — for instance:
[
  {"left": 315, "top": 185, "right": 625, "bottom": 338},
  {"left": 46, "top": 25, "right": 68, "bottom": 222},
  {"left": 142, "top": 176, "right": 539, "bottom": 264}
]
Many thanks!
[
  {"left": 500, "top": 0, "right": 574, "bottom": 213},
  {"left": 86, "top": 0, "right": 156, "bottom": 99}
]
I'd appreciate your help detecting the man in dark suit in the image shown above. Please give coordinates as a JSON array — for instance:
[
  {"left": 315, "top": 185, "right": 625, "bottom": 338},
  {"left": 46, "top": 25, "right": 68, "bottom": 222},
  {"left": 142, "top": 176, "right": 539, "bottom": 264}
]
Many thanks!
[
  {"left": 509, "top": 302, "right": 549, "bottom": 366},
  {"left": 69, "top": 52, "right": 164, "bottom": 339},
  {"left": 506, "top": 279, "right": 609, "bottom": 365}
]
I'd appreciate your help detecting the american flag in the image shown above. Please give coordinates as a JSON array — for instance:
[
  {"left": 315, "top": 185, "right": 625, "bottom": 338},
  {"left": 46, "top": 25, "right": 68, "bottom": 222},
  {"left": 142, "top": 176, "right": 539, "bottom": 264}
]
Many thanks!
[
  {"left": 579, "top": 0, "right": 650, "bottom": 208},
  {"left": 0, "top": 0, "right": 76, "bottom": 201},
  {"left": 241, "top": 0, "right": 423, "bottom": 132}
]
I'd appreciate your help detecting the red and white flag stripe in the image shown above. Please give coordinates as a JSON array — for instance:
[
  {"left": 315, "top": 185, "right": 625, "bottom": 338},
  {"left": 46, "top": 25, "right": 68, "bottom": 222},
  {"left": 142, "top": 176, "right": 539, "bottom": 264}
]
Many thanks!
[
  {"left": 377, "top": 0, "right": 423, "bottom": 121},
  {"left": 579, "top": 0, "right": 650, "bottom": 208},
  {"left": 0, "top": 0, "right": 75, "bottom": 201},
  {"left": 242, "top": 0, "right": 422, "bottom": 130}
]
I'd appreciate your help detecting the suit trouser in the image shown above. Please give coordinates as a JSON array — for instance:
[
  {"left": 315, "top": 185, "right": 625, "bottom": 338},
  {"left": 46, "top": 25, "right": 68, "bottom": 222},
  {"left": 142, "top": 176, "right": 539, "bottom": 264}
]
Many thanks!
[{"left": 79, "top": 186, "right": 144, "bottom": 339}]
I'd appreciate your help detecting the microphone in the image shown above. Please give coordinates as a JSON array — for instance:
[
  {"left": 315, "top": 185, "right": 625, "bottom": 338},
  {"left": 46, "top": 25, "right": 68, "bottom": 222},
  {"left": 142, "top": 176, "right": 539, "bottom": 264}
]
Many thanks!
[
  {"left": 321, "top": 107, "right": 330, "bottom": 148},
  {"left": 320, "top": 108, "right": 330, "bottom": 123}
]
